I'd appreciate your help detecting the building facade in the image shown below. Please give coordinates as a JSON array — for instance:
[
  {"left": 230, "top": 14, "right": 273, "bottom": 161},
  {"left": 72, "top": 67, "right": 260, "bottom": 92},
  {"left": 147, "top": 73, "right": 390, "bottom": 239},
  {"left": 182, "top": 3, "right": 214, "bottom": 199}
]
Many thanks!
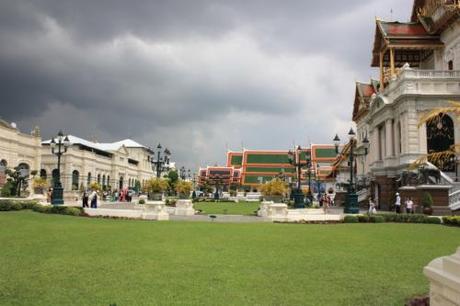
[
  {"left": 0, "top": 120, "right": 42, "bottom": 190},
  {"left": 199, "top": 145, "right": 338, "bottom": 192},
  {"left": 352, "top": 0, "right": 460, "bottom": 212},
  {"left": 40, "top": 136, "right": 161, "bottom": 196}
]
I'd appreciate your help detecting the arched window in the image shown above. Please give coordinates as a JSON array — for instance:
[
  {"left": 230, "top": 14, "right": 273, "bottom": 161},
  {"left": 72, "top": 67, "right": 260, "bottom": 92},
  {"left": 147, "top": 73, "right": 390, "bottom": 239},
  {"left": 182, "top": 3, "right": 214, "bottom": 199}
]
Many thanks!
[
  {"left": 0, "top": 159, "right": 7, "bottom": 173},
  {"left": 87, "top": 172, "right": 92, "bottom": 186},
  {"left": 40, "top": 169, "right": 47, "bottom": 179},
  {"left": 119, "top": 176, "right": 124, "bottom": 190},
  {"left": 107, "top": 176, "right": 110, "bottom": 188},
  {"left": 427, "top": 113, "right": 455, "bottom": 171},
  {"left": 72, "top": 170, "right": 79, "bottom": 190},
  {"left": 102, "top": 175, "right": 106, "bottom": 187},
  {"left": 97, "top": 174, "right": 101, "bottom": 184}
]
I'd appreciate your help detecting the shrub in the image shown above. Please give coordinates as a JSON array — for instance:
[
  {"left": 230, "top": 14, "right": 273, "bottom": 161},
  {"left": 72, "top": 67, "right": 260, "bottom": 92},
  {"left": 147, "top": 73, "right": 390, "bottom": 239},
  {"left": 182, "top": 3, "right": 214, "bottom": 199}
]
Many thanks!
[
  {"left": 343, "top": 215, "right": 359, "bottom": 223},
  {"left": 0, "top": 200, "right": 13, "bottom": 211},
  {"left": 260, "top": 178, "right": 288, "bottom": 197},
  {"left": 145, "top": 178, "right": 168, "bottom": 194},
  {"left": 32, "top": 204, "right": 51, "bottom": 213},
  {"left": 175, "top": 180, "right": 193, "bottom": 199},
  {"left": 369, "top": 215, "right": 385, "bottom": 223},
  {"left": 21, "top": 201, "right": 38, "bottom": 210},
  {"left": 421, "top": 192, "right": 433, "bottom": 208},
  {"left": 10, "top": 202, "right": 23, "bottom": 211},
  {"left": 138, "top": 199, "right": 146, "bottom": 204},
  {"left": 65, "top": 207, "right": 82, "bottom": 216},
  {"left": 358, "top": 215, "right": 369, "bottom": 223},
  {"left": 426, "top": 217, "right": 441, "bottom": 224}
]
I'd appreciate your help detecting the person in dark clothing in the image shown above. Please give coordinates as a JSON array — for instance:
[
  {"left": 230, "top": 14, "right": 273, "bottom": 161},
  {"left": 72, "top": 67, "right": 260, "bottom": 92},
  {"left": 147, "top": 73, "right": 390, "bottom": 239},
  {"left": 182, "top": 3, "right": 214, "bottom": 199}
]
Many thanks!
[
  {"left": 90, "top": 190, "right": 98, "bottom": 208},
  {"left": 82, "top": 191, "right": 89, "bottom": 208}
]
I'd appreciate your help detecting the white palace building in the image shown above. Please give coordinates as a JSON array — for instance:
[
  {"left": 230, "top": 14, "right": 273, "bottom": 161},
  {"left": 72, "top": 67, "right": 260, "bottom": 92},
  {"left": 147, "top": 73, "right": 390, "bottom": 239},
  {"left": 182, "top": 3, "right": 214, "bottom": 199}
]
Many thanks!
[
  {"left": 348, "top": 0, "right": 460, "bottom": 213},
  {"left": 0, "top": 120, "right": 173, "bottom": 199}
]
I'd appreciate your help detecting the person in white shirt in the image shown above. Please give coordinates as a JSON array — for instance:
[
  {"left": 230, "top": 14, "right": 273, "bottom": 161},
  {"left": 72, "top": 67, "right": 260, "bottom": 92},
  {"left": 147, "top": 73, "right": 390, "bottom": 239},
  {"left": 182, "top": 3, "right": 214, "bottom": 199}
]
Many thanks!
[
  {"left": 395, "top": 193, "right": 401, "bottom": 214},
  {"left": 89, "top": 190, "right": 98, "bottom": 208},
  {"left": 405, "top": 198, "right": 414, "bottom": 214},
  {"left": 368, "top": 198, "right": 377, "bottom": 215}
]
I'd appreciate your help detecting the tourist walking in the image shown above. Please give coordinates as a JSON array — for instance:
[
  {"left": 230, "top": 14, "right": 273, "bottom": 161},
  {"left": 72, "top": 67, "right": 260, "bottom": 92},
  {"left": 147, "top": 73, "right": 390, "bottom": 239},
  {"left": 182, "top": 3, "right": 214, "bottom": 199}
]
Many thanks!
[
  {"left": 323, "top": 194, "right": 330, "bottom": 214},
  {"left": 368, "top": 198, "right": 377, "bottom": 215},
  {"left": 405, "top": 197, "right": 414, "bottom": 214},
  {"left": 395, "top": 192, "right": 401, "bottom": 213},
  {"left": 82, "top": 191, "right": 89, "bottom": 208},
  {"left": 89, "top": 189, "right": 98, "bottom": 208}
]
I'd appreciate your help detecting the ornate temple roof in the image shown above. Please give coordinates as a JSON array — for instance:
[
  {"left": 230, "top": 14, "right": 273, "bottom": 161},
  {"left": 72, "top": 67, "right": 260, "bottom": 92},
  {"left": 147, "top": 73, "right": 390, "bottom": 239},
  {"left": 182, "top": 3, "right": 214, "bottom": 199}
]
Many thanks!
[
  {"left": 352, "top": 81, "right": 377, "bottom": 122},
  {"left": 371, "top": 20, "right": 443, "bottom": 67}
]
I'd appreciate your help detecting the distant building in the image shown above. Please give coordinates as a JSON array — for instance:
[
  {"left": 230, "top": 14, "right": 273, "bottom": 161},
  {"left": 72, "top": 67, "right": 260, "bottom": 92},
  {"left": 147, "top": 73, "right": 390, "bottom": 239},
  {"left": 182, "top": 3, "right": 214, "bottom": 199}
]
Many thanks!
[
  {"left": 198, "top": 145, "right": 338, "bottom": 192},
  {"left": 40, "top": 135, "right": 167, "bottom": 197},
  {"left": 0, "top": 120, "right": 42, "bottom": 190}
]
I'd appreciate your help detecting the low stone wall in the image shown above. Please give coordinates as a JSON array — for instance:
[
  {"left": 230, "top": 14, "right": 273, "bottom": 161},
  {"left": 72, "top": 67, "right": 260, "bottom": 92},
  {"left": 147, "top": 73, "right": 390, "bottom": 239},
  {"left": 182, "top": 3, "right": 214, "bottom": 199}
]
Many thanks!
[
  {"left": 84, "top": 202, "right": 170, "bottom": 221},
  {"left": 424, "top": 247, "right": 460, "bottom": 306}
]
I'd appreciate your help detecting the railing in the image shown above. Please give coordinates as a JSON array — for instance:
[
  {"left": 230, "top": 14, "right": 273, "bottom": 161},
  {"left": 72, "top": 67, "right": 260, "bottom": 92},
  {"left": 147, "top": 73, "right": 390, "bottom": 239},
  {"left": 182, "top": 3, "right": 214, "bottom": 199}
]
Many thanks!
[
  {"left": 399, "top": 70, "right": 460, "bottom": 79},
  {"left": 383, "top": 69, "right": 460, "bottom": 99}
]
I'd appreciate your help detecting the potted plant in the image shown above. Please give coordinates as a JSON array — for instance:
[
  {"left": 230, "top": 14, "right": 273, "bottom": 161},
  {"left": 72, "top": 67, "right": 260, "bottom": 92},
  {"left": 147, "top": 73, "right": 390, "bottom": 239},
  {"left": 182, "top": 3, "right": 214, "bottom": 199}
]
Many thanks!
[
  {"left": 260, "top": 178, "right": 287, "bottom": 202},
  {"left": 421, "top": 192, "right": 433, "bottom": 215},
  {"left": 146, "top": 178, "right": 168, "bottom": 200},
  {"left": 32, "top": 177, "right": 48, "bottom": 194},
  {"left": 175, "top": 180, "right": 193, "bottom": 199}
]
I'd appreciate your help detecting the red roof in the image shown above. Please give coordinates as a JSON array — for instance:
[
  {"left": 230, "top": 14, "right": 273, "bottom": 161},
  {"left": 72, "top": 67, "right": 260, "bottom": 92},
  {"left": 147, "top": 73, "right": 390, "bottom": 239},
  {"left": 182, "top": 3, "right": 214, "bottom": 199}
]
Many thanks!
[{"left": 381, "top": 22, "right": 429, "bottom": 36}]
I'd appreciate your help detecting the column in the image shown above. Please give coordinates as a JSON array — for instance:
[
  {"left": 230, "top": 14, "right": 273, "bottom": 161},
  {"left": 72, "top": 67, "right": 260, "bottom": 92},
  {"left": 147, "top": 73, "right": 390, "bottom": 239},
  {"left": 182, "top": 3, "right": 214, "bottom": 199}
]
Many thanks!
[
  {"left": 390, "top": 48, "right": 395, "bottom": 77},
  {"left": 380, "top": 51, "right": 385, "bottom": 91},
  {"left": 385, "top": 119, "right": 393, "bottom": 158},
  {"left": 394, "top": 119, "right": 401, "bottom": 156}
]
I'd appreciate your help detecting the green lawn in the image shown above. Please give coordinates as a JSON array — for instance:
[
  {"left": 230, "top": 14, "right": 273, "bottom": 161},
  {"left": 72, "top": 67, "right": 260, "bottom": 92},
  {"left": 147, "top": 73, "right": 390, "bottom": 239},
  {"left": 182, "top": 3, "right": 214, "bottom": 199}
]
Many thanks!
[
  {"left": 194, "top": 201, "right": 260, "bottom": 215},
  {"left": 1, "top": 211, "right": 460, "bottom": 306}
]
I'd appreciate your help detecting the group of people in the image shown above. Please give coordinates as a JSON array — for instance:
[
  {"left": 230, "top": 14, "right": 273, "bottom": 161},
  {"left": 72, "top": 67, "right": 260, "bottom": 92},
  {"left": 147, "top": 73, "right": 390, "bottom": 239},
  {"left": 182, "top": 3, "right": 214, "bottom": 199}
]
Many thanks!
[
  {"left": 81, "top": 188, "right": 136, "bottom": 208},
  {"left": 82, "top": 189, "right": 99, "bottom": 208},
  {"left": 394, "top": 192, "right": 416, "bottom": 214},
  {"left": 317, "top": 193, "right": 334, "bottom": 214},
  {"left": 367, "top": 193, "right": 417, "bottom": 215}
]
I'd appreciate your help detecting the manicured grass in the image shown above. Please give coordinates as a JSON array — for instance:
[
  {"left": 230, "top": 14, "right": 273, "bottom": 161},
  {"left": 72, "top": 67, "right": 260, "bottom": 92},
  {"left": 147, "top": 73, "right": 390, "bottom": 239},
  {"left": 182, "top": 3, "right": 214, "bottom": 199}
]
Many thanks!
[
  {"left": 194, "top": 201, "right": 260, "bottom": 215},
  {"left": 1, "top": 211, "right": 460, "bottom": 305}
]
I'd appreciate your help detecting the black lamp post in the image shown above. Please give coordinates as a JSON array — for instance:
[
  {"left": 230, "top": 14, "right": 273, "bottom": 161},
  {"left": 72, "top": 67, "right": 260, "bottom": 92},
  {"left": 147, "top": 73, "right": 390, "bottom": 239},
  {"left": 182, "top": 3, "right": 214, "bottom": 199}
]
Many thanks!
[
  {"left": 316, "top": 163, "right": 321, "bottom": 197},
  {"left": 180, "top": 166, "right": 186, "bottom": 180},
  {"left": 333, "top": 129, "right": 369, "bottom": 214},
  {"left": 306, "top": 156, "right": 313, "bottom": 204},
  {"left": 50, "top": 130, "right": 70, "bottom": 205},
  {"left": 288, "top": 146, "right": 305, "bottom": 208},
  {"left": 152, "top": 144, "right": 171, "bottom": 178},
  {"left": 191, "top": 174, "right": 197, "bottom": 199}
]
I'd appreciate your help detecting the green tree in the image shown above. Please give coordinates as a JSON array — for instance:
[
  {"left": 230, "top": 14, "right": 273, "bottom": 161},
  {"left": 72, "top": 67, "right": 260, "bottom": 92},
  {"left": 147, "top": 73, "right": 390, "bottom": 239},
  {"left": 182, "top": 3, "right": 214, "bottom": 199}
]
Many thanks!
[
  {"left": 4, "top": 166, "right": 29, "bottom": 197},
  {"left": 167, "top": 170, "right": 179, "bottom": 195}
]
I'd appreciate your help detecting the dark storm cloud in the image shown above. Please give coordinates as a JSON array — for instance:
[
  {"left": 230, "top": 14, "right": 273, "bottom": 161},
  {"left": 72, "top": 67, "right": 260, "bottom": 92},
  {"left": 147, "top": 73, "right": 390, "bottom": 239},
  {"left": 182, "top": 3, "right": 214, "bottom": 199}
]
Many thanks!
[{"left": 0, "top": 0, "right": 412, "bottom": 167}]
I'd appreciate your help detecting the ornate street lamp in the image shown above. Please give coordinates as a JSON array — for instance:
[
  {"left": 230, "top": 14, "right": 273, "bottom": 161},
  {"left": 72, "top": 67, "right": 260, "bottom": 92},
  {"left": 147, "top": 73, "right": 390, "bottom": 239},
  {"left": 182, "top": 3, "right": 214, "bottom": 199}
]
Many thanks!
[
  {"left": 50, "top": 130, "right": 70, "bottom": 205},
  {"left": 288, "top": 146, "right": 305, "bottom": 208},
  {"left": 305, "top": 155, "right": 313, "bottom": 204},
  {"left": 333, "top": 129, "right": 369, "bottom": 214},
  {"left": 180, "top": 166, "right": 186, "bottom": 180},
  {"left": 151, "top": 143, "right": 171, "bottom": 178}
]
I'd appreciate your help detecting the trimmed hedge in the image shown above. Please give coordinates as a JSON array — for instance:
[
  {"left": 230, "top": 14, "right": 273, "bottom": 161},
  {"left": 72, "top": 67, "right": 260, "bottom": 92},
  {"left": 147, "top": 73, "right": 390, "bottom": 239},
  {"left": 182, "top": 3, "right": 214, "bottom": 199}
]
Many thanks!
[
  {"left": 0, "top": 200, "right": 39, "bottom": 211},
  {"left": 343, "top": 215, "right": 359, "bottom": 223},
  {"left": 369, "top": 215, "right": 385, "bottom": 223},
  {"left": 443, "top": 216, "right": 460, "bottom": 226},
  {"left": 348, "top": 213, "right": 444, "bottom": 225},
  {"left": 0, "top": 200, "right": 83, "bottom": 216}
]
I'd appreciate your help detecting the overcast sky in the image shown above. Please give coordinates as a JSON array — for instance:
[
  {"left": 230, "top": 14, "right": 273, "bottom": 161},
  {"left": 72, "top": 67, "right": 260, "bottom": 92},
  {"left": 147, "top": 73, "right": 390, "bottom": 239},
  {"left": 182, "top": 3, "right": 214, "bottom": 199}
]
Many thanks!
[{"left": 0, "top": 0, "right": 413, "bottom": 170}]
